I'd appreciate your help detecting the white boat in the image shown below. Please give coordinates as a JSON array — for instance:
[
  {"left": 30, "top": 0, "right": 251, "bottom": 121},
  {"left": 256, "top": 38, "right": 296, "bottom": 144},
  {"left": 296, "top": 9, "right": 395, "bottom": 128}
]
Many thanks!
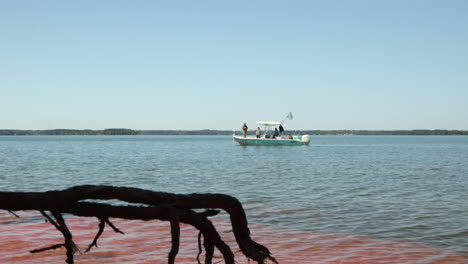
[{"left": 233, "top": 113, "right": 311, "bottom": 146}]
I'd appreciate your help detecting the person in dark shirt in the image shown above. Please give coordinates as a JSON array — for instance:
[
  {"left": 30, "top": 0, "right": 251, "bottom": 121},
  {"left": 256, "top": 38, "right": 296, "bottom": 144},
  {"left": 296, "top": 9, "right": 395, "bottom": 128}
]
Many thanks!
[{"left": 272, "top": 128, "right": 279, "bottom": 139}]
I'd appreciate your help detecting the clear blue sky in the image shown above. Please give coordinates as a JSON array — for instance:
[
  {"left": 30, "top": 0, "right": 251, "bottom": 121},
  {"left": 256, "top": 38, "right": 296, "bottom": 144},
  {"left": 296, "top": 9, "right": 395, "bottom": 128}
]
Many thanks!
[{"left": 1, "top": 0, "right": 467, "bottom": 130}]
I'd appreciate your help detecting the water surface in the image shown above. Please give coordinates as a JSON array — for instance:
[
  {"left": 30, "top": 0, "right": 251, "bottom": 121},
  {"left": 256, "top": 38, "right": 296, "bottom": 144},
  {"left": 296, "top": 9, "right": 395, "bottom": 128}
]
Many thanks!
[{"left": 1, "top": 135, "right": 467, "bottom": 262}]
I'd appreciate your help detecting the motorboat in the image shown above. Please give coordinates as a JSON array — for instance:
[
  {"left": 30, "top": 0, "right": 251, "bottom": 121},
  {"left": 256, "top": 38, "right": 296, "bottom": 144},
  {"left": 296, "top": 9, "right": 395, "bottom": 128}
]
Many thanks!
[{"left": 233, "top": 113, "right": 311, "bottom": 146}]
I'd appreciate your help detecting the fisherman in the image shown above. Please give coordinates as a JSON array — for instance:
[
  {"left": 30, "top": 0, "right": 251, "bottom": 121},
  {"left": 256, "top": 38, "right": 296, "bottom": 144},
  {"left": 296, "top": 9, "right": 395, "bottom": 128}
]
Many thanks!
[
  {"left": 242, "top": 123, "right": 248, "bottom": 138},
  {"left": 256, "top": 127, "right": 261, "bottom": 138},
  {"left": 272, "top": 128, "right": 279, "bottom": 139},
  {"left": 279, "top": 124, "right": 284, "bottom": 135}
]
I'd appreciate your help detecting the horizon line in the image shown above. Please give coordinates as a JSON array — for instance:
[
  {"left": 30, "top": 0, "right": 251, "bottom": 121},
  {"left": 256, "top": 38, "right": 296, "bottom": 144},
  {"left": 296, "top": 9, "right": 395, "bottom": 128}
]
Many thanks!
[{"left": 2, "top": 128, "right": 468, "bottom": 132}]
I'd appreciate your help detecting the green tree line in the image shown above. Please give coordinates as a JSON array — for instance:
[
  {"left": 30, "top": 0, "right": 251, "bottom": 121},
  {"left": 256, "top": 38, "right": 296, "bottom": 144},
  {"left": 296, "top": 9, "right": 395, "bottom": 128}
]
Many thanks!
[
  {"left": 1, "top": 129, "right": 468, "bottom": 136},
  {"left": 0, "top": 129, "right": 139, "bottom": 136},
  {"left": 302, "top": 130, "right": 468, "bottom": 135}
]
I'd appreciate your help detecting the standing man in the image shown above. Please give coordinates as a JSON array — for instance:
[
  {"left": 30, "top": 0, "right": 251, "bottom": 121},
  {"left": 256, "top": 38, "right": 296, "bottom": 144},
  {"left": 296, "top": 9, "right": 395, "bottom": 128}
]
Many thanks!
[
  {"left": 256, "top": 127, "right": 261, "bottom": 138},
  {"left": 242, "top": 123, "right": 248, "bottom": 138}
]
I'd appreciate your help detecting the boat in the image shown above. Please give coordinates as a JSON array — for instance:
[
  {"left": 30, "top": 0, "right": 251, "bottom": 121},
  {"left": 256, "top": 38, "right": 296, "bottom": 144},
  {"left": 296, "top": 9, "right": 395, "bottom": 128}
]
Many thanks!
[{"left": 233, "top": 113, "right": 311, "bottom": 146}]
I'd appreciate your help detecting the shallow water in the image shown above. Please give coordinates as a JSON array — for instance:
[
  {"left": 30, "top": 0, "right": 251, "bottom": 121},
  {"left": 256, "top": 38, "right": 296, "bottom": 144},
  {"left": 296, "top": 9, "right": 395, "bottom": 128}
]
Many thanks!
[
  {"left": 1, "top": 212, "right": 467, "bottom": 263},
  {"left": 1, "top": 135, "right": 468, "bottom": 262}
]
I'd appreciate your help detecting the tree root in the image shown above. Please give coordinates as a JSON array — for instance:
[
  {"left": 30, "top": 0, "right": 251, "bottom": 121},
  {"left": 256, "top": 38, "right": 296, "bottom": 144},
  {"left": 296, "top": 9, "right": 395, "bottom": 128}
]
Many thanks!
[{"left": 0, "top": 185, "right": 279, "bottom": 264}]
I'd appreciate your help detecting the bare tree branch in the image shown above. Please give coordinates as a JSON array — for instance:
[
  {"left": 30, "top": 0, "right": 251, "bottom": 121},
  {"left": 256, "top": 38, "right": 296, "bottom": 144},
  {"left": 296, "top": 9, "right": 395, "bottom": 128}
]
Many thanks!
[
  {"left": 168, "top": 218, "right": 180, "bottom": 264},
  {"left": 105, "top": 218, "right": 124, "bottom": 234},
  {"left": 8, "top": 210, "right": 19, "bottom": 217},
  {"left": 85, "top": 218, "right": 106, "bottom": 253},
  {"left": 0, "top": 185, "right": 278, "bottom": 264},
  {"left": 30, "top": 243, "right": 65, "bottom": 253},
  {"left": 51, "top": 211, "right": 77, "bottom": 264}
]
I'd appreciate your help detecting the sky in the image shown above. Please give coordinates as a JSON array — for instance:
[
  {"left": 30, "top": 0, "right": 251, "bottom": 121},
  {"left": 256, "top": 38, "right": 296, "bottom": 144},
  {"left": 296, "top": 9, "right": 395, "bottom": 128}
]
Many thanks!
[{"left": 1, "top": 0, "right": 467, "bottom": 130}]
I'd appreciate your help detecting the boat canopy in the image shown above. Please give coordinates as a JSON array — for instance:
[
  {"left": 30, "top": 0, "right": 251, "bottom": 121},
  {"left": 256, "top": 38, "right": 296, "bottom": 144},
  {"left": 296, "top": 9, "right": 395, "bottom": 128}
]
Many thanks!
[{"left": 256, "top": 121, "right": 281, "bottom": 126}]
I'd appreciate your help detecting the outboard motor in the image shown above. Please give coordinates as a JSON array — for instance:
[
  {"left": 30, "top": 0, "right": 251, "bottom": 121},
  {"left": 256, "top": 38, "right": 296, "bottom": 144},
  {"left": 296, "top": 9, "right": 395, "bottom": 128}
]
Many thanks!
[{"left": 301, "top": 135, "right": 311, "bottom": 145}]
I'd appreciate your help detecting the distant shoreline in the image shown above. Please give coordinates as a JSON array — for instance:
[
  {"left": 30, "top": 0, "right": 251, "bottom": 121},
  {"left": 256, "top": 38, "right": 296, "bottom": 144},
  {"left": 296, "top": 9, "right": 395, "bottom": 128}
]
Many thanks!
[{"left": 1, "top": 129, "right": 468, "bottom": 136}]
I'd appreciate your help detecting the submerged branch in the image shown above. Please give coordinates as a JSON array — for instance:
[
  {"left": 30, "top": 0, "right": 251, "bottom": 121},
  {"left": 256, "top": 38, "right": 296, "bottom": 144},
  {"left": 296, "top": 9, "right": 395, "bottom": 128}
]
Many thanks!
[
  {"left": 30, "top": 243, "right": 65, "bottom": 254},
  {"left": 85, "top": 218, "right": 106, "bottom": 253},
  {"left": 169, "top": 218, "right": 180, "bottom": 264}
]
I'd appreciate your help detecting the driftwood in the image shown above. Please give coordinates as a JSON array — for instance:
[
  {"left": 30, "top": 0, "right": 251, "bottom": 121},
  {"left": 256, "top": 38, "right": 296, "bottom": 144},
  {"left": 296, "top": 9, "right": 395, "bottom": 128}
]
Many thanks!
[{"left": 0, "top": 185, "right": 278, "bottom": 264}]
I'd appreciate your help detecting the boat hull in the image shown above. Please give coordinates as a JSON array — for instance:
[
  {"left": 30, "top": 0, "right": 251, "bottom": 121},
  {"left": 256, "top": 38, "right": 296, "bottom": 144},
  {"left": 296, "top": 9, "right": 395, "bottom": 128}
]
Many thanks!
[{"left": 233, "top": 136, "right": 309, "bottom": 146}]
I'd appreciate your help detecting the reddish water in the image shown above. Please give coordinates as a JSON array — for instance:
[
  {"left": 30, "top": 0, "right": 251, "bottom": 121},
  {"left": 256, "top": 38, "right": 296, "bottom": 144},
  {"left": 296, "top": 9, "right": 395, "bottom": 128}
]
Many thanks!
[{"left": 1, "top": 211, "right": 467, "bottom": 263}]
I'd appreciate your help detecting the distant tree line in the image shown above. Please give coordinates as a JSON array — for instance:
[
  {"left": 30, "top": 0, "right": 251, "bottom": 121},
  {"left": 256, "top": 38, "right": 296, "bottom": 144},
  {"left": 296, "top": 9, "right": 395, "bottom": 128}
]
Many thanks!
[
  {"left": 140, "top": 129, "right": 468, "bottom": 136},
  {"left": 0, "top": 129, "right": 139, "bottom": 136},
  {"left": 302, "top": 130, "right": 468, "bottom": 135},
  {"left": 139, "top": 129, "right": 229, "bottom": 135},
  {"left": 1, "top": 129, "right": 468, "bottom": 136}
]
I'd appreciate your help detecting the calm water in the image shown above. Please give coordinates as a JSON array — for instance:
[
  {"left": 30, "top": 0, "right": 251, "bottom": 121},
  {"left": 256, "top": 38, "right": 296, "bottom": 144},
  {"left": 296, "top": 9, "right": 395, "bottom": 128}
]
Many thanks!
[{"left": 1, "top": 135, "right": 468, "bottom": 257}]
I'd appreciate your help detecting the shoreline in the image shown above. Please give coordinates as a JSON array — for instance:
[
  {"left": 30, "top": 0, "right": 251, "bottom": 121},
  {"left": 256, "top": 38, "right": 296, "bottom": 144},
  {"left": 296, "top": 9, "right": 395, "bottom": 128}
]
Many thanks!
[{"left": 2, "top": 129, "right": 468, "bottom": 136}]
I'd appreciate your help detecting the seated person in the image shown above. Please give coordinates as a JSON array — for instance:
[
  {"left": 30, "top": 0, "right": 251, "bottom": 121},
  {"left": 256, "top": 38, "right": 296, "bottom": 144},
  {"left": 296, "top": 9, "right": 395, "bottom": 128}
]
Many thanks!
[{"left": 272, "top": 128, "right": 279, "bottom": 139}]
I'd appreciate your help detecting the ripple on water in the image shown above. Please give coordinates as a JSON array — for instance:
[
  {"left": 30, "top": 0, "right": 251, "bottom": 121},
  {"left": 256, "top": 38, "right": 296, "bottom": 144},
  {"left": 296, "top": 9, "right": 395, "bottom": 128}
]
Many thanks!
[
  {"left": 1, "top": 135, "right": 468, "bottom": 256},
  {"left": 1, "top": 212, "right": 467, "bottom": 264}
]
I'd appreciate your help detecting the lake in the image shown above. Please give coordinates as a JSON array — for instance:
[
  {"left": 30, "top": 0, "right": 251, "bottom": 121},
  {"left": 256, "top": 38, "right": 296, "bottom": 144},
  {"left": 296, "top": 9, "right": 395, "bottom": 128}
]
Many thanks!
[{"left": 1, "top": 135, "right": 467, "bottom": 263}]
